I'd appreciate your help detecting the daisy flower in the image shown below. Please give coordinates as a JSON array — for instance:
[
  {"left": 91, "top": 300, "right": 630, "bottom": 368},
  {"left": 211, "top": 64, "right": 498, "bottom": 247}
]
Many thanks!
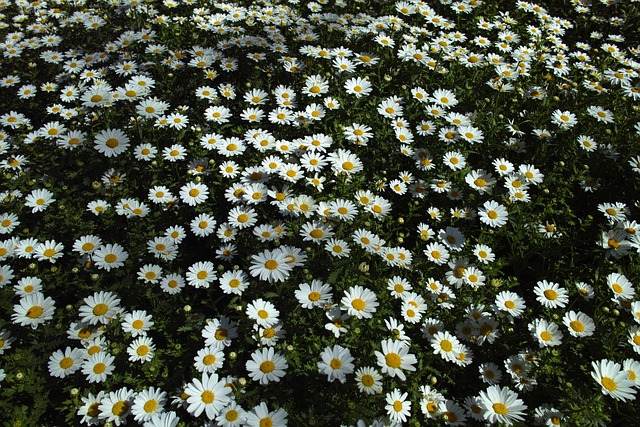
[
  {"left": 533, "top": 280, "right": 569, "bottom": 308},
  {"left": 344, "top": 76, "right": 373, "bottom": 97},
  {"left": 494, "top": 291, "right": 526, "bottom": 319},
  {"left": 244, "top": 402, "right": 287, "bottom": 427},
  {"left": 77, "top": 391, "right": 105, "bottom": 425},
  {"left": 93, "top": 243, "right": 128, "bottom": 271},
  {"left": 246, "top": 347, "right": 288, "bottom": 384},
  {"left": 325, "top": 307, "right": 349, "bottom": 338},
  {"left": 179, "top": 182, "right": 209, "bottom": 206},
  {"left": 137, "top": 264, "right": 162, "bottom": 284},
  {"left": 375, "top": 339, "right": 417, "bottom": 381},
  {"left": 431, "top": 331, "right": 461, "bottom": 362},
  {"left": 94, "top": 128, "right": 130, "bottom": 157},
  {"left": 127, "top": 336, "right": 156, "bottom": 363},
  {"left": 98, "top": 387, "right": 135, "bottom": 426},
  {"left": 562, "top": 310, "right": 596, "bottom": 337},
  {"left": 184, "top": 372, "right": 232, "bottom": 420},
  {"left": 12, "top": 293, "right": 56, "bottom": 329},
  {"left": 385, "top": 388, "right": 412, "bottom": 423},
  {"left": 72, "top": 235, "right": 103, "bottom": 255},
  {"left": 194, "top": 346, "right": 225, "bottom": 373},
  {"left": 186, "top": 261, "right": 217, "bottom": 288},
  {"left": 33, "top": 240, "right": 65, "bottom": 263},
  {"left": 341, "top": 285, "right": 379, "bottom": 319},
  {"left": 24, "top": 189, "right": 55, "bottom": 213},
  {"left": 295, "top": 280, "right": 333, "bottom": 309},
  {"left": 551, "top": 109, "right": 577, "bottom": 129},
  {"left": 81, "top": 352, "right": 116, "bottom": 383},
  {"left": 352, "top": 364, "right": 384, "bottom": 396},
  {"left": 317, "top": 345, "right": 355, "bottom": 383},
  {"left": 478, "top": 385, "right": 528, "bottom": 426},
  {"left": 79, "top": 291, "right": 121, "bottom": 325},
  {"left": 249, "top": 249, "right": 292, "bottom": 283},
  {"left": 479, "top": 200, "right": 509, "bottom": 228},
  {"left": 0, "top": 329, "right": 15, "bottom": 354},
  {"left": 608, "top": 272, "right": 635, "bottom": 300},
  {"left": 246, "top": 299, "right": 280, "bottom": 328},
  {"left": 131, "top": 387, "right": 167, "bottom": 423},
  {"left": 160, "top": 273, "right": 185, "bottom": 294},
  {"left": 48, "top": 346, "right": 84, "bottom": 378},
  {"left": 202, "top": 316, "right": 238, "bottom": 349},
  {"left": 121, "top": 310, "right": 154, "bottom": 337},
  {"left": 529, "top": 318, "right": 563, "bottom": 348},
  {"left": 219, "top": 269, "right": 249, "bottom": 295},
  {"left": 591, "top": 359, "right": 637, "bottom": 401}
]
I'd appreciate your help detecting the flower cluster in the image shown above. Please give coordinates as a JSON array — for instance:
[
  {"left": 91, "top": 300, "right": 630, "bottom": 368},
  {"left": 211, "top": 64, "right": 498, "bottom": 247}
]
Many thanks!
[{"left": 0, "top": 0, "right": 639, "bottom": 425}]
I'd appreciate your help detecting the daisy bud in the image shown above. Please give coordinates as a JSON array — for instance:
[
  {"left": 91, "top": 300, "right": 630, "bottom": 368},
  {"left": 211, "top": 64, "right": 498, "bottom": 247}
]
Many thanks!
[
  {"left": 217, "top": 264, "right": 224, "bottom": 272},
  {"left": 613, "top": 309, "right": 620, "bottom": 316},
  {"left": 183, "top": 305, "right": 191, "bottom": 313},
  {"left": 431, "top": 376, "right": 437, "bottom": 385},
  {"left": 235, "top": 305, "right": 243, "bottom": 312},
  {"left": 151, "top": 161, "right": 157, "bottom": 166},
  {"left": 603, "top": 307, "right": 610, "bottom": 313},
  {"left": 50, "top": 266, "right": 58, "bottom": 273},
  {"left": 238, "top": 377, "right": 247, "bottom": 386},
  {"left": 29, "top": 263, "right": 36, "bottom": 270},
  {"left": 91, "top": 181, "right": 101, "bottom": 189},
  {"left": 16, "top": 372, "right": 23, "bottom": 380},
  {"left": 91, "top": 274, "right": 99, "bottom": 281},
  {"left": 71, "top": 267, "right": 79, "bottom": 274},
  {"left": 229, "top": 352, "right": 237, "bottom": 360},
  {"left": 70, "top": 388, "right": 79, "bottom": 396},
  {"left": 397, "top": 217, "right": 404, "bottom": 224}
]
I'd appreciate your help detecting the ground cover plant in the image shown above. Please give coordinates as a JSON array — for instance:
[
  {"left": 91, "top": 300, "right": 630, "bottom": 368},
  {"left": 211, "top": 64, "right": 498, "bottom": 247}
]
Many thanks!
[{"left": 1, "top": 0, "right": 640, "bottom": 425}]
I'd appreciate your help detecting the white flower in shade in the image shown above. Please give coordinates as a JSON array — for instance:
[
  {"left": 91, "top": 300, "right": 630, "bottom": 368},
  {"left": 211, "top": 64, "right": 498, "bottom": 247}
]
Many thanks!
[
  {"left": 77, "top": 391, "right": 105, "bottom": 426},
  {"left": 318, "top": 345, "right": 355, "bottom": 384},
  {"left": 246, "top": 347, "right": 288, "bottom": 384},
  {"left": 375, "top": 339, "right": 417, "bottom": 381},
  {"left": 478, "top": 385, "right": 528, "bottom": 426},
  {"left": 184, "top": 372, "right": 232, "bottom": 420},
  {"left": 591, "top": 359, "right": 637, "bottom": 401}
]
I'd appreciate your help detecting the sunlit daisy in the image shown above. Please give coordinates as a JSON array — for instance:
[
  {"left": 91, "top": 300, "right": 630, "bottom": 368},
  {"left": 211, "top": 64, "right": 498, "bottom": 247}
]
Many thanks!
[{"left": 318, "top": 344, "right": 355, "bottom": 383}]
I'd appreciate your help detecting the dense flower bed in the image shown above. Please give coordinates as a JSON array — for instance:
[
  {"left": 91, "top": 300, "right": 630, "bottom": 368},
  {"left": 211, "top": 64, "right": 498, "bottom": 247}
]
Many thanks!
[{"left": 1, "top": 0, "right": 640, "bottom": 425}]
